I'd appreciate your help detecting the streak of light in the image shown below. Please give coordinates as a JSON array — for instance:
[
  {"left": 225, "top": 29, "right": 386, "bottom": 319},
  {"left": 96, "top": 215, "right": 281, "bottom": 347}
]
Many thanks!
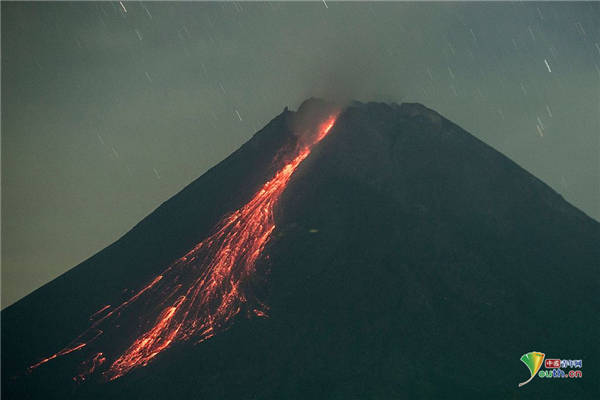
[{"left": 29, "top": 112, "right": 339, "bottom": 382}]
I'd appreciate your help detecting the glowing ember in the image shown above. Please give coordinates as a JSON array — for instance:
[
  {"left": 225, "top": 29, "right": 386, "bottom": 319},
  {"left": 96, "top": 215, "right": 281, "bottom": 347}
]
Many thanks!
[
  {"left": 74, "top": 352, "right": 106, "bottom": 383},
  {"left": 29, "top": 113, "right": 338, "bottom": 382}
]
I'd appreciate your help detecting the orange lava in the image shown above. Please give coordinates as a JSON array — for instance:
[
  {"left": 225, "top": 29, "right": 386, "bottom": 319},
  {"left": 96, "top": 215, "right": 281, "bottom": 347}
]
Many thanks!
[
  {"left": 29, "top": 113, "right": 337, "bottom": 382},
  {"left": 74, "top": 352, "right": 106, "bottom": 383}
]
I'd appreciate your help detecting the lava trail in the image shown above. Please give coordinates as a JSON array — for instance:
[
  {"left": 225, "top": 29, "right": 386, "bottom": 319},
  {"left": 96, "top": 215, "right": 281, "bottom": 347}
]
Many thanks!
[{"left": 29, "top": 114, "right": 338, "bottom": 382}]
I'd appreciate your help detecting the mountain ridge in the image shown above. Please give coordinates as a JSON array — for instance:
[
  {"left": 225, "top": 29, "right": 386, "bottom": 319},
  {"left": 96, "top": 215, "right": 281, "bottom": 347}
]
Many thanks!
[{"left": 2, "top": 99, "right": 598, "bottom": 399}]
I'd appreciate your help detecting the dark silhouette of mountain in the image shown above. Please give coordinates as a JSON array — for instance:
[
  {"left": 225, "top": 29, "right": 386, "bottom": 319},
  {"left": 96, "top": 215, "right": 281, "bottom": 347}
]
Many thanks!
[{"left": 2, "top": 99, "right": 599, "bottom": 399}]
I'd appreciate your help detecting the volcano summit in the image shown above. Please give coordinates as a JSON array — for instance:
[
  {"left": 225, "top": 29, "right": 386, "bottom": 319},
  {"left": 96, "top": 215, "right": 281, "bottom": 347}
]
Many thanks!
[{"left": 2, "top": 99, "right": 598, "bottom": 399}]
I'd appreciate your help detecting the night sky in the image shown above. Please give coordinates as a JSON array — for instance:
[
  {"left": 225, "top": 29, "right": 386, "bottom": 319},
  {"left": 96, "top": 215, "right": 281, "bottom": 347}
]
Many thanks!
[{"left": 2, "top": 1, "right": 599, "bottom": 307}]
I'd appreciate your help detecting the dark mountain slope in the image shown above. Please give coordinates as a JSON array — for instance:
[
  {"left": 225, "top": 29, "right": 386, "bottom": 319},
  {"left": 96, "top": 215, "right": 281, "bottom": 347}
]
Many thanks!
[
  {"left": 1, "top": 98, "right": 336, "bottom": 387},
  {"left": 2, "top": 100, "right": 598, "bottom": 399}
]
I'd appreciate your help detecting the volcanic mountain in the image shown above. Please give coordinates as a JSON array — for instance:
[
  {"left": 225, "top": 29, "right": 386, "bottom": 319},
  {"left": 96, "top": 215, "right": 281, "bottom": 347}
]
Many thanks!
[{"left": 2, "top": 99, "right": 599, "bottom": 399}]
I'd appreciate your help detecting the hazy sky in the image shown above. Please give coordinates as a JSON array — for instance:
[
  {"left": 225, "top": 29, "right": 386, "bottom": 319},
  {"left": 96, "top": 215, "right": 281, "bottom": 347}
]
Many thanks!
[{"left": 2, "top": 2, "right": 599, "bottom": 307}]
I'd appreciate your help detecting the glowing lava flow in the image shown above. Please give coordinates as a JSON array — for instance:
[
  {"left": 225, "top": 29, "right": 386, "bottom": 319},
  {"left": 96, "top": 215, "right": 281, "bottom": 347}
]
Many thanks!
[{"left": 29, "top": 113, "right": 337, "bottom": 382}]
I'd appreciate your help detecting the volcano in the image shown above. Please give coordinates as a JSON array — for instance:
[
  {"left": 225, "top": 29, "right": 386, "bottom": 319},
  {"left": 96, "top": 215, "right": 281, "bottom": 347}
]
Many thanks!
[{"left": 2, "top": 99, "right": 599, "bottom": 399}]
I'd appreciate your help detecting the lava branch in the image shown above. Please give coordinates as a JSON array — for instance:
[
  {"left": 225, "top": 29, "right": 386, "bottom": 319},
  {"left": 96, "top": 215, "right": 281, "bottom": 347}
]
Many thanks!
[{"left": 29, "top": 113, "right": 338, "bottom": 382}]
